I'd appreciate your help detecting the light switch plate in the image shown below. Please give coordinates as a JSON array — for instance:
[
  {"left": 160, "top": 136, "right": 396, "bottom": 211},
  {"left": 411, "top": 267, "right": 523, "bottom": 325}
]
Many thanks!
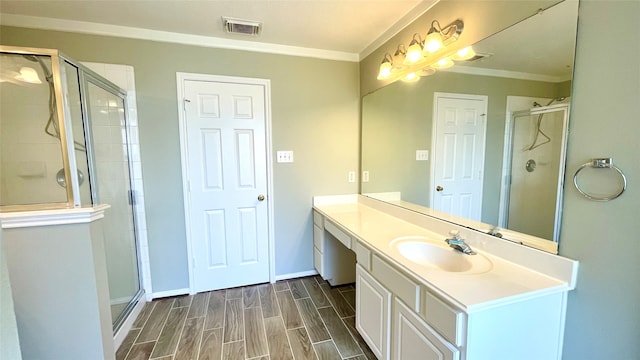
[
  {"left": 416, "top": 150, "right": 429, "bottom": 161},
  {"left": 276, "top": 151, "right": 294, "bottom": 163}
]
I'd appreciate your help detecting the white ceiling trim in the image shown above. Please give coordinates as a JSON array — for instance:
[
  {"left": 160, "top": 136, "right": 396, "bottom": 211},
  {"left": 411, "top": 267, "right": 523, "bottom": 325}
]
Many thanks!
[
  {"left": 359, "top": 0, "right": 439, "bottom": 60},
  {"left": 442, "top": 65, "right": 571, "bottom": 83},
  {"left": 0, "top": 13, "right": 360, "bottom": 62}
]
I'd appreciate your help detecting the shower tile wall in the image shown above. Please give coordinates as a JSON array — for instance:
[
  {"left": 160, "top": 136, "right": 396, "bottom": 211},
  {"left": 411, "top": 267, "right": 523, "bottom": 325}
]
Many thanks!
[
  {"left": 0, "top": 55, "right": 67, "bottom": 205},
  {"left": 83, "top": 62, "right": 152, "bottom": 300}
]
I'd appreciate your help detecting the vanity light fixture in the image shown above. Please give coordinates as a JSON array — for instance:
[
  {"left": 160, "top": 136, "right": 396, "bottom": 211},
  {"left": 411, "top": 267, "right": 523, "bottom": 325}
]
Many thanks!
[
  {"left": 375, "top": 18, "right": 468, "bottom": 83},
  {"left": 451, "top": 46, "right": 476, "bottom": 61},
  {"left": 393, "top": 44, "right": 407, "bottom": 64},
  {"left": 377, "top": 53, "right": 394, "bottom": 80},
  {"left": 402, "top": 72, "right": 420, "bottom": 83},
  {"left": 423, "top": 19, "right": 464, "bottom": 55},
  {"left": 417, "top": 67, "right": 436, "bottom": 77},
  {"left": 404, "top": 34, "right": 424, "bottom": 65},
  {"left": 432, "top": 57, "right": 454, "bottom": 69}
]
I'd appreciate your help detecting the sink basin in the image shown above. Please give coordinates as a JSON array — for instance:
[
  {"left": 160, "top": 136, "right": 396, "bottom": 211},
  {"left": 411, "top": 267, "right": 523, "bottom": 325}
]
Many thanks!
[{"left": 390, "top": 236, "right": 492, "bottom": 274}]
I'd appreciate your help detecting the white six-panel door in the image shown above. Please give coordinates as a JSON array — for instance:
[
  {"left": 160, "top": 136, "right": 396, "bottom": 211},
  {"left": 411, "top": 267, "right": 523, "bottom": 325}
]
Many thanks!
[
  {"left": 181, "top": 76, "right": 271, "bottom": 293},
  {"left": 431, "top": 93, "right": 487, "bottom": 222}
]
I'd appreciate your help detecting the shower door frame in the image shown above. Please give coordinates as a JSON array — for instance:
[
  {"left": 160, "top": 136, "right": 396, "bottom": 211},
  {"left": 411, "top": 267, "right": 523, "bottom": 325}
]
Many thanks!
[
  {"left": 1, "top": 45, "right": 146, "bottom": 333},
  {"left": 77, "top": 69, "right": 145, "bottom": 332},
  {"left": 0, "top": 46, "right": 83, "bottom": 211},
  {"left": 498, "top": 103, "right": 570, "bottom": 243}
]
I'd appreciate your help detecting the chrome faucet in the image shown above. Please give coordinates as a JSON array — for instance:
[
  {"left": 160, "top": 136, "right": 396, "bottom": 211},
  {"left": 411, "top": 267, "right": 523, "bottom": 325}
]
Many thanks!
[{"left": 445, "top": 230, "right": 476, "bottom": 255}]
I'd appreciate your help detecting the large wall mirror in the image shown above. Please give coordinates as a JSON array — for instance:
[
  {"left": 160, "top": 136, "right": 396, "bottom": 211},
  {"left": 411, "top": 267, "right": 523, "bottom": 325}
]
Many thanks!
[{"left": 361, "top": 0, "right": 578, "bottom": 253}]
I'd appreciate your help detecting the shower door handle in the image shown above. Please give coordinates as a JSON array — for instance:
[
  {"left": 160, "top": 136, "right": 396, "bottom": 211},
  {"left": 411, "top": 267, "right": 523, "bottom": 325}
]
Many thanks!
[
  {"left": 436, "top": 186, "right": 444, "bottom": 192},
  {"left": 128, "top": 189, "right": 136, "bottom": 205}
]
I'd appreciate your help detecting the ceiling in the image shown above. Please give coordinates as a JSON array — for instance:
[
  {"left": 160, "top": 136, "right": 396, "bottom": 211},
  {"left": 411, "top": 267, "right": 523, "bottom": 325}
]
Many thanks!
[{"left": 0, "top": 0, "right": 438, "bottom": 59}]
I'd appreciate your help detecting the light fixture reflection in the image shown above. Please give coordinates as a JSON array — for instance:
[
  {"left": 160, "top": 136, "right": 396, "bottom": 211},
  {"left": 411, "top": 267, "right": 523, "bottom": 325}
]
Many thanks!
[
  {"left": 402, "top": 72, "right": 420, "bottom": 83},
  {"left": 417, "top": 67, "right": 436, "bottom": 77},
  {"left": 451, "top": 46, "right": 476, "bottom": 61},
  {"left": 15, "top": 67, "right": 42, "bottom": 84},
  {"left": 432, "top": 58, "right": 454, "bottom": 69}
]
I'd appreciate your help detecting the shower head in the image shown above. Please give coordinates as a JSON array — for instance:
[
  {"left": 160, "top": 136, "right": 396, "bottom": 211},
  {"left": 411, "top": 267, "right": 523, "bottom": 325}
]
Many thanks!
[
  {"left": 21, "top": 54, "right": 38, "bottom": 62},
  {"left": 546, "top": 97, "right": 567, "bottom": 106}
]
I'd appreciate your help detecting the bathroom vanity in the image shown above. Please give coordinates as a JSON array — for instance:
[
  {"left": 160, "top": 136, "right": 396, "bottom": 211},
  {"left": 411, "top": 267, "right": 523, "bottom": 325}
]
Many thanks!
[{"left": 313, "top": 195, "right": 577, "bottom": 360}]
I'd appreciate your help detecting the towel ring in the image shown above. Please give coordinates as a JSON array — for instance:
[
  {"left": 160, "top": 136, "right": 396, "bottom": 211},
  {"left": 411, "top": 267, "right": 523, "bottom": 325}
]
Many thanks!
[{"left": 573, "top": 158, "right": 627, "bottom": 201}]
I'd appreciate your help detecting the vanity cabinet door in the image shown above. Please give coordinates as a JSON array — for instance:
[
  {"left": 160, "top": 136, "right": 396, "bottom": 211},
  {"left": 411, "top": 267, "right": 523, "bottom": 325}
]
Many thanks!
[
  {"left": 394, "top": 299, "right": 460, "bottom": 360},
  {"left": 356, "top": 264, "right": 391, "bottom": 360}
]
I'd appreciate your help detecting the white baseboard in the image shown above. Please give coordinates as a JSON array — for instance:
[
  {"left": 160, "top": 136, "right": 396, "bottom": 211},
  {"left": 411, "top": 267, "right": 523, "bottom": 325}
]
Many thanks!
[
  {"left": 275, "top": 270, "right": 318, "bottom": 281},
  {"left": 151, "top": 288, "right": 189, "bottom": 299},
  {"left": 113, "top": 295, "right": 146, "bottom": 351}
]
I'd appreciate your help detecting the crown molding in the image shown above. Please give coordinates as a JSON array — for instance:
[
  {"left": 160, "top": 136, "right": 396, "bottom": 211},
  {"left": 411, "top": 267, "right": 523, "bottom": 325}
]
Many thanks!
[
  {"left": 442, "top": 65, "right": 571, "bottom": 83},
  {"left": 0, "top": 14, "right": 359, "bottom": 62}
]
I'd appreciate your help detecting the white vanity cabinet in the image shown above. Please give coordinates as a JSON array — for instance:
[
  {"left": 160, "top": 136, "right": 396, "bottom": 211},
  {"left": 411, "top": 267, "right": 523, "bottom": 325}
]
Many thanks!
[
  {"left": 313, "top": 210, "right": 356, "bottom": 286},
  {"left": 356, "top": 249, "right": 460, "bottom": 360},
  {"left": 312, "top": 198, "right": 577, "bottom": 360},
  {"left": 355, "top": 264, "right": 391, "bottom": 360},
  {"left": 394, "top": 298, "right": 459, "bottom": 360}
]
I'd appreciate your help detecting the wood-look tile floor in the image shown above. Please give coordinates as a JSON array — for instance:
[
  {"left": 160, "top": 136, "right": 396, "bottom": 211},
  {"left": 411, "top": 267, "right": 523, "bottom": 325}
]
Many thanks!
[{"left": 117, "top": 276, "right": 376, "bottom": 360}]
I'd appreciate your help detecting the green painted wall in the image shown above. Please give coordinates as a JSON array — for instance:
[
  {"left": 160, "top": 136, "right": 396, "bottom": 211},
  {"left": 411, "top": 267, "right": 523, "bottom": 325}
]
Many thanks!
[
  {"left": 0, "top": 224, "right": 22, "bottom": 360},
  {"left": 0, "top": 27, "right": 360, "bottom": 292},
  {"left": 560, "top": 1, "right": 640, "bottom": 358}
]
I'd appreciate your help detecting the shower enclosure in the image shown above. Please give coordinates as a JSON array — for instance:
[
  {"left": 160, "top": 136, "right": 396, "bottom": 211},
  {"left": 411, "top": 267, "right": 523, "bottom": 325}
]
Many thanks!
[
  {"left": 500, "top": 102, "right": 569, "bottom": 242},
  {"left": 0, "top": 46, "right": 143, "bottom": 332}
]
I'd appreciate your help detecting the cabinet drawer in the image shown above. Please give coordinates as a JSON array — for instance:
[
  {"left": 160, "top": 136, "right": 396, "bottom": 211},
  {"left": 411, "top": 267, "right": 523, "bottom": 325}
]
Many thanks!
[
  {"left": 313, "top": 211, "right": 323, "bottom": 227},
  {"left": 324, "top": 220, "right": 352, "bottom": 249},
  {"left": 313, "top": 224, "right": 324, "bottom": 253},
  {"left": 314, "top": 247, "right": 323, "bottom": 276},
  {"left": 371, "top": 255, "right": 421, "bottom": 312},
  {"left": 423, "top": 291, "right": 466, "bottom": 346},
  {"left": 354, "top": 241, "right": 371, "bottom": 271}
]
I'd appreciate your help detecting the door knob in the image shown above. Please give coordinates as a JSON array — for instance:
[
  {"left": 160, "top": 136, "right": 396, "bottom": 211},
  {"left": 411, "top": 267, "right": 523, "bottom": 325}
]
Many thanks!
[
  {"left": 436, "top": 186, "right": 444, "bottom": 192},
  {"left": 258, "top": 194, "right": 265, "bottom": 201}
]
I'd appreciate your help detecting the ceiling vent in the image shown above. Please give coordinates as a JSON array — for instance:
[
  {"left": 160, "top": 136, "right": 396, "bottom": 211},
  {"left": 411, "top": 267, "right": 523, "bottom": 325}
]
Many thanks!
[
  {"left": 222, "top": 17, "right": 262, "bottom": 36},
  {"left": 462, "top": 53, "right": 492, "bottom": 62}
]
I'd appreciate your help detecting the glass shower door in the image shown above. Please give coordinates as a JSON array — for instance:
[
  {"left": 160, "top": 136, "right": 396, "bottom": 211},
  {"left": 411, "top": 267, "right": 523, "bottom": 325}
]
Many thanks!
[
  {"left": 84, "top": 78, "right": 141, "bottom": 330},
  {"left": 505, "top": 105, "right": 569, "bottom": 241}
]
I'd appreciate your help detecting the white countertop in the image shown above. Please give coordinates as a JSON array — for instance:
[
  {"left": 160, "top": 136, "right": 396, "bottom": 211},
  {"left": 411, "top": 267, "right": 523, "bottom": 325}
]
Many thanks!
[{"left": 313, "top": 196, "right": 578, "bottom": 313}]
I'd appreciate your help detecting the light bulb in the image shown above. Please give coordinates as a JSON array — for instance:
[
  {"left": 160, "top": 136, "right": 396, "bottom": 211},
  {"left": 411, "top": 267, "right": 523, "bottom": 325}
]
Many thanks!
[
  {"left": 377, "top": 58, "right": 393, "bottom": 80},
  {"left": 423, "top": 32, "right": 443, "bottom": 54},
  {"left": 432, "top": 58, "right": 454, "bottom": 69},
  {"left": 402, "top": 72, "right": 420, "bottom": 83},
  {"left": 451, "top": 46, "right": 476, "bottom": 61},
  {"left": 404, "top": 36, "right": 424, "bottom": 65}
]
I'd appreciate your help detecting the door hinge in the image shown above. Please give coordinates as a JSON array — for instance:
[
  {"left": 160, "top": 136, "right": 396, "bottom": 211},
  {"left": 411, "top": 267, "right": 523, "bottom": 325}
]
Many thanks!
[{"left": 183, "top": 98, "right": 191, "bottom": 111}]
